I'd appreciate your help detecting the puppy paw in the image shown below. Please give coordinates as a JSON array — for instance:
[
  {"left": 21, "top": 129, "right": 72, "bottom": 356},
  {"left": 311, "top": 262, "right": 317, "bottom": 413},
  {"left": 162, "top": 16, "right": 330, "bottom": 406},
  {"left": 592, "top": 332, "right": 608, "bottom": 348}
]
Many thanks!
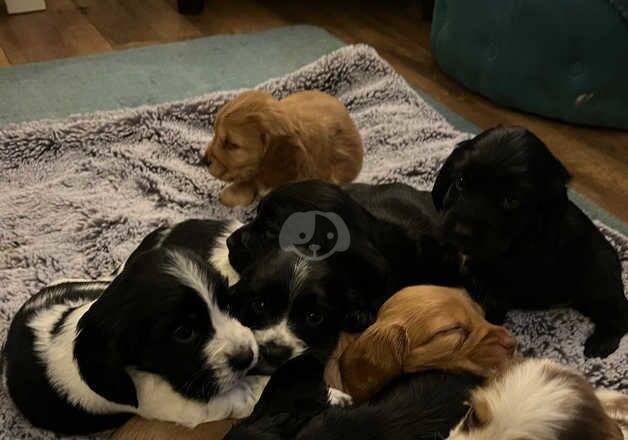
[
  {"left": 584, "top": 331, "right": 620, "bottom": 358},
  {"left": 247, "top": 375, "right": 271, "bottom": 400},
  {"left": 327, "top": 387, "right": 353, "bottom": 407},
  {"left": 229, "top": 376, "right": 270, "bottom": 419},
  {"left": 219, "top": 183, "right": 256, "bottom": 207}
]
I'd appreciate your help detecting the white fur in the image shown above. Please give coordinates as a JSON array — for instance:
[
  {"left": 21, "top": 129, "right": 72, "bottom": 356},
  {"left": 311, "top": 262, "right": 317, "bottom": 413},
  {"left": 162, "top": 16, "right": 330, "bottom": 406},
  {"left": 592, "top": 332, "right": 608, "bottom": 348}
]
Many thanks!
[
  {"left": 596, "top": 389, "right": 628, "bottom": 438},
  {"left": 23, "top": 250, "right": 263, "bottom": 428},
  {"left": 129, "top": 371, "right": 269, "bottom": 426},
  {"left": 210, "top": 220, "right": 242, "bottom": 286},
  {"left": 447, "top": 359, "right": 585, "bottom": 440},
  {"left": 164, "top": 249, "right": 258, "bottom": 392},
  {"left": 253, "top": 319, "right": 307, "bottom": 359},
  {"left": 290, "top": 258, "right": 310, "bottom": 293},
  {"left": 327, "top": 387, "right": 353, "bottom": 407},
  {"left": 29, "top": 301, "right": 133, "bottom": 415},
  {"left": 22, "top": 281, "right": 107, "bottom": 313}
]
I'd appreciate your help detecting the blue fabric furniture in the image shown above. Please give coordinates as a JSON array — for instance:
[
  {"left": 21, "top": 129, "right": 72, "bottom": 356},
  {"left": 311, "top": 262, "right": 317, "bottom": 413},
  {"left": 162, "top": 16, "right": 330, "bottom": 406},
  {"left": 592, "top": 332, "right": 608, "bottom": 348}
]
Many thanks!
[{"left": 431, "top": 0, "right": 628, "bottom": 129}]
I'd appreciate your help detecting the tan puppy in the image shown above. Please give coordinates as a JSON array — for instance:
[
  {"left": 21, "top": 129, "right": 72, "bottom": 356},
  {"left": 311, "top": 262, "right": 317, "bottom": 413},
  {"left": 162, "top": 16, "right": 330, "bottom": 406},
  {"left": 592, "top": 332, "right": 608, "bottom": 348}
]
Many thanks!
[
  {"left": 203, "top": 90, "right": 363, "bottom": 207},
  {"left": 113, "top": 418, "right": 234, "bottom": 440},
  {"left": 447, "top": 358, "right": 624, "bottom": 440},
  {"left": 339, "top": 285, "right": 516, "bottom": 403}
]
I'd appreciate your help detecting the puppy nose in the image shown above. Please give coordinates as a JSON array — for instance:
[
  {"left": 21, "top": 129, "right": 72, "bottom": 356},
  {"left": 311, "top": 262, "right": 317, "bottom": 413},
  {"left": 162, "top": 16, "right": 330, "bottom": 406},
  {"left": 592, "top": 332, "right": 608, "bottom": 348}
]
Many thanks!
[
  {"left": 309, "top": 244, "right": 321, "bottom": 252},
  {"left": 260, "top": 342, "right": 293, "bottom": 367},
  {"left": 228, "top": 347, "right": 255, "bottom": 372}
]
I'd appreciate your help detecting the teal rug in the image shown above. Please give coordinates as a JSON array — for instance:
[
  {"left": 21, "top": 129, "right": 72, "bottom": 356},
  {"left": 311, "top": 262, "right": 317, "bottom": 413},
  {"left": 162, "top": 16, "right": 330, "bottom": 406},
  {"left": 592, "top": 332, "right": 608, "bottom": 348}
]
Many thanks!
[{"left": 0, "top": 24, "right": 624, "bottom": 234}]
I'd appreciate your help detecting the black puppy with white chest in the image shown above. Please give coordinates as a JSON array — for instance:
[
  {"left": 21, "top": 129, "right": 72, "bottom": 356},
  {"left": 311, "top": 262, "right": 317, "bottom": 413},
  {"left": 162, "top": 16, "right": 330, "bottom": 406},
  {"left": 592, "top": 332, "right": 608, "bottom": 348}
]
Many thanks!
[{"left": 432, "top": 125, "right": 628, "bottom": 358}]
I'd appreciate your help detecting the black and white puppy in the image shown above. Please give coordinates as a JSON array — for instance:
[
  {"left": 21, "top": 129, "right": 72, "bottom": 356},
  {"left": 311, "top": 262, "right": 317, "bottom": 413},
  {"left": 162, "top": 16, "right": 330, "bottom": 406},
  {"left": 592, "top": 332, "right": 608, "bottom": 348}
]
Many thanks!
[
  {"left": 225, "top": 354, "right": 481, "bottom": 440},
  {"left": 226, "top": 249, "right": 362, "bottom": 376},
  {"left": 432, "top": 125, "right": 628, "bottom": 358},
  {"left": 227, "top": 180, "right": 458, "bottom": 331},
  {"left": 2, "top": 222, "right": 266, "bottom": 435}
]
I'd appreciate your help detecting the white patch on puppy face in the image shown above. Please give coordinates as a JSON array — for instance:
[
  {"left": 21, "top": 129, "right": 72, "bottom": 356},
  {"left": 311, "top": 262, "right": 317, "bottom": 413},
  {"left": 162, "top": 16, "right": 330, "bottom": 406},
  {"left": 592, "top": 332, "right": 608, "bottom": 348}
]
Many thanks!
[
  {"left": 447, "top": 360, "right": 585, "bottom": 440},
  {"left": 163, "top": 249, "right": 258, "bottom": 393},
  {"left": 253, "top": 319, "right": 307, "bottom": 359},
  {"left": 289, "top": 258, "right": 310, "bottom": 293},
  {"left": 210, "top": 220, "right": 242, "bottom": 286}
]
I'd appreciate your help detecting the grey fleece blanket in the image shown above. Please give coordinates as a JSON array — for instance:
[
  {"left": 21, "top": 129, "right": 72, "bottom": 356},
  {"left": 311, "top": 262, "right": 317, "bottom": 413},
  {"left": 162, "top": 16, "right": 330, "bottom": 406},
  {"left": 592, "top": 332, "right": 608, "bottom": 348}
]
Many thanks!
[{"left": 0, "top": 45, "right": 626, "bottom": 439}]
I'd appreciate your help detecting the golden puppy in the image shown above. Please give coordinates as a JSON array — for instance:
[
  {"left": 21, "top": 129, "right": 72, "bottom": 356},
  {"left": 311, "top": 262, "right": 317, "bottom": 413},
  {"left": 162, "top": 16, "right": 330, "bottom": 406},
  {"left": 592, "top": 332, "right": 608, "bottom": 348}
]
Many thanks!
[
  {"left": 447, "top": 359, "right": 624, "bottom": 440},
  {"left": 338, "top": 285, "right": 516, "bottom": 403},
  {"left": 113, "top": 418, "right": 234, "bottom": 440},
  {"left": 203, "top": 90, "right": 363, "bottom": 207}
]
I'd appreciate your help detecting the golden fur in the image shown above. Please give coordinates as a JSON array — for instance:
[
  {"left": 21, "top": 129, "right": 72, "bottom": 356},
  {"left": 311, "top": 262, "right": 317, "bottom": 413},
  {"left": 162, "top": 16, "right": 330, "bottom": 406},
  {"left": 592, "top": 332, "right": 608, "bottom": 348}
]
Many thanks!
[
  {"left": 203, "top": 90, "right": 363, "bottom": 207},
  {"left": 338, "top": 285, "right": 516, "bottom": 403},
  {"left": 113, "top": 418, "right": 234, "bottom": 440},
  {"left": 447, "top": 358, "right": 624, "bottom": 440}
]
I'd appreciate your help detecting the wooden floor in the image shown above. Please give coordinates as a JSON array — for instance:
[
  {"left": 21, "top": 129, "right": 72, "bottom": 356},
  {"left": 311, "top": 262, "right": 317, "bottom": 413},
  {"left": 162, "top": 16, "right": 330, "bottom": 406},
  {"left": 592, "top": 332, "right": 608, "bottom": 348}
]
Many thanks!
[{"left": 1, "top": 0, "right": 626, "bottom": 222}]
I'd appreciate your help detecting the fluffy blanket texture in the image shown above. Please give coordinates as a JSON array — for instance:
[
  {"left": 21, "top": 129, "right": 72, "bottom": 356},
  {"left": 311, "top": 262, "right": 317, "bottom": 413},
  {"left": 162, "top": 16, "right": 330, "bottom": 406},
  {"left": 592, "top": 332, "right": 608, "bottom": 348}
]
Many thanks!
[{"left": 0, "top": 45, "right": 626, "bottom": 439}]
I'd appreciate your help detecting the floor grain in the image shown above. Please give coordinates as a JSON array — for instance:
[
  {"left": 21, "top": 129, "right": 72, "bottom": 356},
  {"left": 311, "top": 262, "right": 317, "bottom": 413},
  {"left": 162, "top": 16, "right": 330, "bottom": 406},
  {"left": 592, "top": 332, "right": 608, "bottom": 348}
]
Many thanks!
[{"left": 1, "top": 0, "right": 625, "bottom": 221}]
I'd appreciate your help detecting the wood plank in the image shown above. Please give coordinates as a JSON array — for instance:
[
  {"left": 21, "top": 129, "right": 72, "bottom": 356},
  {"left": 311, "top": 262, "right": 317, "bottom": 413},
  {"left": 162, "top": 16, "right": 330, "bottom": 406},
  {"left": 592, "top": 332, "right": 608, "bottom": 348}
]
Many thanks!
[
  {"left": 72, "top": 0, "right": 200, "bottom": 48},
  {"left": 0, "top": 46, "right": 9, "bottom": 66},
  {"left": 0, "top": 0, "right": 111, "bottom": 64},
  {"left": 71, "top": 0, "right": 161, "bottom": 47},
  {"left": 181, "top": 0, "right": 288, "bottom": 35}
]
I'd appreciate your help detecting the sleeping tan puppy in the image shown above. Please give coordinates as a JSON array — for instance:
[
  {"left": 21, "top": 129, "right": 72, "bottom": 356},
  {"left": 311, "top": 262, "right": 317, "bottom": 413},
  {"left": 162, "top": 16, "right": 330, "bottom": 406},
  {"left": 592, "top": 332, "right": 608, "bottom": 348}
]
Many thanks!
[
  {"left": 338, "top": 285, "right": 516, "bottom": 403},
  {"left": 202, "top": 90, "right": 363, "bottom": 207},
  {"left": 447, "top": 358, "right": 624, "bottom": 440}
]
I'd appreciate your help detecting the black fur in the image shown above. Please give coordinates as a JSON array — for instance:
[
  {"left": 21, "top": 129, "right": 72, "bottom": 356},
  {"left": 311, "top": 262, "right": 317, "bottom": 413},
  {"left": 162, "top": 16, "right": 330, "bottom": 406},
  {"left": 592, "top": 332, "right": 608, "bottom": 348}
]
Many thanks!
[
  {"left": 2, "top": 281, "right": 131, "bottom": 435},
  {"left": 225, "top": 354, "right": 481, "bottom": 440},
  {"left": 432, "top": 125, "right": 628, "bottom": 358},
  {"left": 2, "top": 219, "right": 251, "bottom": 434},
  {"left": 227, "top": 180, "right": 458, "bottom": 332},
  {"left": 227, "top": 250, "right": 354, "bottom": 374}
]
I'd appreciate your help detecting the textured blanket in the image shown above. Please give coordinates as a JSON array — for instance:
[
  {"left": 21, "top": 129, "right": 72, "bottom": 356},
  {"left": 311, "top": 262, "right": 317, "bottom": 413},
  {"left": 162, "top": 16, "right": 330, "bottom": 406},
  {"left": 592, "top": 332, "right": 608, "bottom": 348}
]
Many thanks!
[{"left": 0, "top": 45, "right": 626, "bottom": 439}]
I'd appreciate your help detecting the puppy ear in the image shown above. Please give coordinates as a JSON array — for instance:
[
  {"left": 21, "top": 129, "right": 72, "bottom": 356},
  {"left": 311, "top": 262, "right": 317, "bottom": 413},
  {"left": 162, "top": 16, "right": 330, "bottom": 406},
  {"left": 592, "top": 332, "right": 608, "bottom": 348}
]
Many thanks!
[
  {"left": 339, "top": 323, "right": 409, "bottom": 403},
  {"left": 432, "top": 140, "right": 473, "bottom": 211},
  {"left": 74, "top": 319, "right": 139, "bottom": 407},
  {"left": 337, "top": 238, "right": 390, "bottom": 332},
  {"left": 254, "top": 107, "right": 312, "bottom": 185}
]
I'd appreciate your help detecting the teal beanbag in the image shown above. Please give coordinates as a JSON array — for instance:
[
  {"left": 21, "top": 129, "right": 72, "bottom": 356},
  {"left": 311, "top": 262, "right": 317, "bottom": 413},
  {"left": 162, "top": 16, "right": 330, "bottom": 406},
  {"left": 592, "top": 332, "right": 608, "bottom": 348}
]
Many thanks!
[{"left": 431, "top": 0, "right": 628, "bottom": 129}]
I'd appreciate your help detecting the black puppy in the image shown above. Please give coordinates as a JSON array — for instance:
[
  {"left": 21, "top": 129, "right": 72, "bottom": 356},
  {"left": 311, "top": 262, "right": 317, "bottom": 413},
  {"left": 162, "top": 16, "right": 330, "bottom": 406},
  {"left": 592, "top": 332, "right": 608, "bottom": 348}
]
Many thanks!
[
  {"left": 432, "top": 125, "right": 628, "bottom": 358},
  {"left": 227, "top": 180, "right": 458, "bottom": 330},
  {"left": 225, "top": 354, "right": 481, "bottom": 440}
]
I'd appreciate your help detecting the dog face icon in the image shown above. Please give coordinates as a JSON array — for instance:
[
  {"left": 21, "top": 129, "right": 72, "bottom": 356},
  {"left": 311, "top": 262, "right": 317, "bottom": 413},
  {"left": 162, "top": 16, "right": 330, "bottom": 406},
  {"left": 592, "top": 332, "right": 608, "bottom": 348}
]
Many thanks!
[{"left": 279, "top": 211, "right": 350, "bottom": 260}]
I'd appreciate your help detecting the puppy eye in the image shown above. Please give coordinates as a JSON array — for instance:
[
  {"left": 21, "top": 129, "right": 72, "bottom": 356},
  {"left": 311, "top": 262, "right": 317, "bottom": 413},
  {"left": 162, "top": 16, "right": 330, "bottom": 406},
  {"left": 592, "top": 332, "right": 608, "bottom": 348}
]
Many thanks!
[
  {"left": 225, "top": 141, "right": 239, "bottom": 150},
  {"left": 173, "top": 325, "right": 198, "bottom": 344},
  {"left": 251, "top": 298, "right": 266, "bottom": 315},
  {"left": 306, "top": 311, "right": 324, "bottom": 327},
  {"left": 502, "top": 196, "right": 519, "bottom": 210},
  {"left": 455, "top": 176, "right": 464, "bottom": 190}
]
